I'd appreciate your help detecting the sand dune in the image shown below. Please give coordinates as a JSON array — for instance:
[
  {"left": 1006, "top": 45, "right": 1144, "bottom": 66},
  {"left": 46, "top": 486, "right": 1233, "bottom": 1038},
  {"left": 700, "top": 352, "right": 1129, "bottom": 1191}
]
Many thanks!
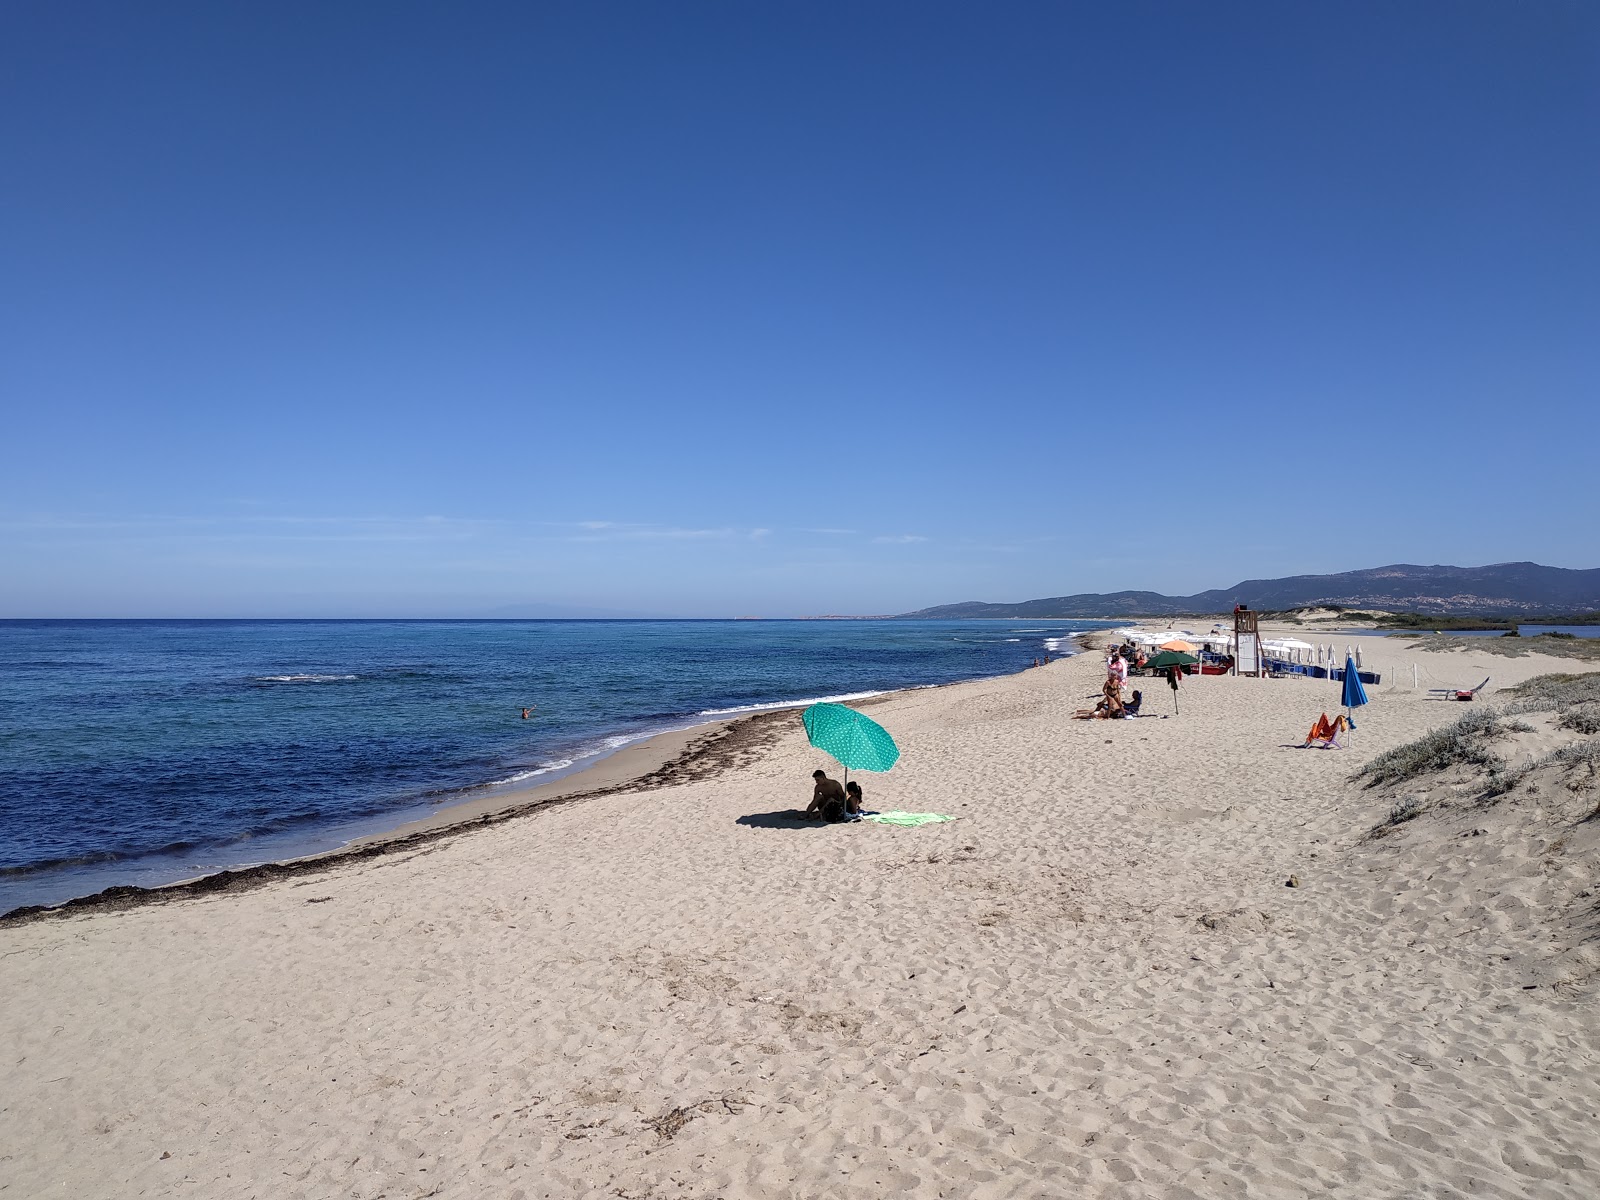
[{"left": 3, "top": 632, "right": 1596, "bottom": 1198}]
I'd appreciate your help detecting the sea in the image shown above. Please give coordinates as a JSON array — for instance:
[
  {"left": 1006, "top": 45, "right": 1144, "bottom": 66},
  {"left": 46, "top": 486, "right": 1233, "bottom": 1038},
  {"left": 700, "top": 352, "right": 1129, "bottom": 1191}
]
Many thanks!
[{"left": 0, "top": 618, "right": 1119, "bottom": 913}]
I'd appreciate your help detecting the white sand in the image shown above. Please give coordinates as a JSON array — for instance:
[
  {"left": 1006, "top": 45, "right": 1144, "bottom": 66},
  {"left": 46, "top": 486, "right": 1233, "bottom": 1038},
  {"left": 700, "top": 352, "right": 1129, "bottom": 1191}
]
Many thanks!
[{"left": 3, "top": 632, "right": 1597, "bottom": 1198}]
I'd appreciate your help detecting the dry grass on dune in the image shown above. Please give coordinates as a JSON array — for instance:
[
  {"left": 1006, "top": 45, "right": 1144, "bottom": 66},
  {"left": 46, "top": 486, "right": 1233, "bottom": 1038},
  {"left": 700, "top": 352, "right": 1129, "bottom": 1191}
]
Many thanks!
[
  {"left": 1355, "top": 707, "right": 1529, "bottom": 790},
  {"left": 1359, "top": 671, "right": 1600, "bottom": 827},
  {"left": 1351, "top": 671, "right": 1600, "bottom": 1006},
  {"left": 1409, "top": 633, "right": 1600, "bottom": 662}
]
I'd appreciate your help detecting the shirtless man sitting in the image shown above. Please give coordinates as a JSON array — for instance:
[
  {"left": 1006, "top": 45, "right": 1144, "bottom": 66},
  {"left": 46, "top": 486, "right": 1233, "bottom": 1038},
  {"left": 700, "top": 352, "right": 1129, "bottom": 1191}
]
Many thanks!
[{"left": 806, "top": 769, "right": 848, "bottom": 822}]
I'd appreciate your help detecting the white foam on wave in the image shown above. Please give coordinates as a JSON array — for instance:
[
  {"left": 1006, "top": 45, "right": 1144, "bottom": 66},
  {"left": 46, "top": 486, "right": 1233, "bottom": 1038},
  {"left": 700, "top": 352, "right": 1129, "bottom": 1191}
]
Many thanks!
[
  {"left": 488, "top": 757, "right": 577, "bottom": 786},
  {"left": 1005, "top": 638, "right": 1022, "bottom": 642},
  {"left": 256, "top": 673, "right": 359, "bottom": 683},
  {"left": 602, "top": 731, "right": 653, "bottom": 750},
  {"left": 698, "top": 689, "right": 887, "bottom": 717},
  {"left": 483, "top": 725, "right": 683, "bottom": 790},
  {"left": 1041, "top": 636, "right": 1079, "bottom": 654}
]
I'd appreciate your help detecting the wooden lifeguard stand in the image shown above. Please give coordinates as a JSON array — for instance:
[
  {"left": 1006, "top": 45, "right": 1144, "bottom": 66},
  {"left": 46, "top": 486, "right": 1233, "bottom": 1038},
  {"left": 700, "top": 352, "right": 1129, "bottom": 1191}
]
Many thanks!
[{"left": 1233, "top": 605, "right": 1263, "bottom": 677}]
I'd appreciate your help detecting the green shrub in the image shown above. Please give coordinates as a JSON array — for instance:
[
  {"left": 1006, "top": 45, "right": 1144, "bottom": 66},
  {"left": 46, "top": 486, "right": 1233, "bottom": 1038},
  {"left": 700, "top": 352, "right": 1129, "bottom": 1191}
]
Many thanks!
[
  {"left": 1560, "top": 704, "right": 1600, "bottom": 736},
  {"left": 1484, "top": 762, "right": 1531, "bottom": 798},
  {"left": 1386, "top": 796, "right": 1424, "bottom": 825},
  {"left": 1505, "top": 673, "right": 1600, "bottom": 715},
  {"left": 1545, "top": 738, "right": 1600, "bottom": 772},
  {"left": 1354, "top": 708, "right": 1509, "bottom": 788}
]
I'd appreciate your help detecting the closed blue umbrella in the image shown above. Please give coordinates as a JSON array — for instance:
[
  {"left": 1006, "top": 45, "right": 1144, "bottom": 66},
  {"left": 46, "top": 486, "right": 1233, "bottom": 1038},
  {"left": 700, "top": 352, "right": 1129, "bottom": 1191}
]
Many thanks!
[{"left": 1340, "top": 654, "right": 1369, "bottom": 738}]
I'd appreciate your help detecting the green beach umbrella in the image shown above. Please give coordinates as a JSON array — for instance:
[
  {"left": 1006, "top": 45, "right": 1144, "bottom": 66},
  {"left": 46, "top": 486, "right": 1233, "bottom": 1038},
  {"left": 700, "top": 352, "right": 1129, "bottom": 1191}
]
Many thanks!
[
  {"left": 801, "top": 702, "right": 900, "bottom": 782},
  {"left": 1143, "top": 650, "right": 1198, "bottom": 670},
  {"left": 1143, "top": 650, "right": 1196, "bottom": 714}
]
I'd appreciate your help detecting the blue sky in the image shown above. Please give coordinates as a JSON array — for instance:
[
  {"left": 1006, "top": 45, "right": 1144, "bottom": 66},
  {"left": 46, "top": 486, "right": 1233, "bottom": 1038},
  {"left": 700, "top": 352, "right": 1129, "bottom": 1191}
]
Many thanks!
[{"left": 3, "top": 2, "right": 1596, "bottom": 617}]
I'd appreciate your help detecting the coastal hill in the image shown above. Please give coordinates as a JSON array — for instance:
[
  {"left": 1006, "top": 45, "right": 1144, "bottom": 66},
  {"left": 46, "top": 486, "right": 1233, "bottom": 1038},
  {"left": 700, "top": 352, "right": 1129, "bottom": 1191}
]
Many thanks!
[{"left": 898, "top": 561, "right": 1600, "bottom": 619}]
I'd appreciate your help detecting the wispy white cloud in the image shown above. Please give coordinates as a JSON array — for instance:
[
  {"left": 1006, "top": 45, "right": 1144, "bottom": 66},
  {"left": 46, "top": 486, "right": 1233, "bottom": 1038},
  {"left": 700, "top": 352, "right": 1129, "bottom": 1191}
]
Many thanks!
[
  {"left": 872, "top": 534, "right": 930, "bottom": 544},
  {"left": 561, "top": 520, "right": 769, "bottom": 543},
  {"left": 0, "top": 512, "right": 499, "bottom": 542}
]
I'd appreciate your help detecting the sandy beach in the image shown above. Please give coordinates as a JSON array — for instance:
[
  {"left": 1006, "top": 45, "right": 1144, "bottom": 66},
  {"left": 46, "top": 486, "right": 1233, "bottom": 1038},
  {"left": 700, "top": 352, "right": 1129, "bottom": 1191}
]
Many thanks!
[{"left": 3, "top": 630, "right": 1597, "bottom": 1199}]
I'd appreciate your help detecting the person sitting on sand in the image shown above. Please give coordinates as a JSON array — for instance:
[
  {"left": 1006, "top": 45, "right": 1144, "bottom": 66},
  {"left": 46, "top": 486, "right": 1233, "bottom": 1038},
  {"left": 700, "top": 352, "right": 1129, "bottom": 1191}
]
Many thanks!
[
  {"left": 1073, "top": 699, "right": 1123, "bottom": 719},
  {"left": 1122, "top": 690, "right": 1143, "bottom": 717},
  {"left": 1074, "top": 679, "right": 1127, "bottom": 720},
  {"left": 806, "top": 769, "right": 848, "bottom": 822},
  {"left": 845, "top": 780, "right": 863, "bottom": 816}
]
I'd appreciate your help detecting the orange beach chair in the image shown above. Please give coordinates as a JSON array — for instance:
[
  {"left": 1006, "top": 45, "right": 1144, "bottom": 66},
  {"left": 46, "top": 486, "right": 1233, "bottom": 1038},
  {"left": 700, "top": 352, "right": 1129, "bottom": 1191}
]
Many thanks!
[{"left": 1303, "top": 712, "right": 1347, "bottom": 749}]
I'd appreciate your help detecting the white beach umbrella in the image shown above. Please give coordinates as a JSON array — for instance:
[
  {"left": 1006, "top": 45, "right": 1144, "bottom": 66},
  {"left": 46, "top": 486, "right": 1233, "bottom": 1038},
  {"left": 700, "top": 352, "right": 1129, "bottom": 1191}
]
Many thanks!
[{"left": 1276, "top": 637, "right": 1314, "bottom": 665}]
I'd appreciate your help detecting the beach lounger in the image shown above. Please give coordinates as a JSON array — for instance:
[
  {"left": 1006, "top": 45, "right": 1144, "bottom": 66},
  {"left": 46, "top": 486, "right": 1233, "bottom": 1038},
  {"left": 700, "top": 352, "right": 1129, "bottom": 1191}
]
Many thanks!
[
  {"left": 1302, "top": 712, "right": 1346, "bottom": 749},
  {"left": 1427, "top": 677, "right": 1489, "bottom": 702}
]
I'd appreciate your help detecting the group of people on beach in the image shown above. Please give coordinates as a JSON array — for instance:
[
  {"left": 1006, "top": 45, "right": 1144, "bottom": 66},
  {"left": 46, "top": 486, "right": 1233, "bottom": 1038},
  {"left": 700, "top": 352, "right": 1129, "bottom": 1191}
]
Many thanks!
[
  {"left": 1073, "top": 645, "right": 1179, "bottom": 720},
  {"left": 803, "top": 769, "right": 863, "bottom": 822}
]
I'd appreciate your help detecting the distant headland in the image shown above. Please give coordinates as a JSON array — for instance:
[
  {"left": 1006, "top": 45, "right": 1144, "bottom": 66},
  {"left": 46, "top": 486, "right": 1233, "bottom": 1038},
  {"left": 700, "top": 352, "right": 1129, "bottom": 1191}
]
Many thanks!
[{"left": 895, "top": 562, "right": 1600, "bottom": 620}]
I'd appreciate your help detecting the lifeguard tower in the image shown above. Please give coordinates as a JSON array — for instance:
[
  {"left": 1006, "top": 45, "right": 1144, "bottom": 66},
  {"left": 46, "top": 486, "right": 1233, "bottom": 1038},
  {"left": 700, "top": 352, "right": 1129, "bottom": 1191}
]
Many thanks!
[{"left": 1233, "top": 605, "right": 1263, "bottom": 677}]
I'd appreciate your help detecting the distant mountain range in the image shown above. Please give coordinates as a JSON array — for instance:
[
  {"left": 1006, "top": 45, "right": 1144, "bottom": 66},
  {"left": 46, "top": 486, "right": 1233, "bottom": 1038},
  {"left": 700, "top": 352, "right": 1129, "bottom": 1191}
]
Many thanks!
[{"left": 898, "top": 562, "right": 1600, "bottom": 619}]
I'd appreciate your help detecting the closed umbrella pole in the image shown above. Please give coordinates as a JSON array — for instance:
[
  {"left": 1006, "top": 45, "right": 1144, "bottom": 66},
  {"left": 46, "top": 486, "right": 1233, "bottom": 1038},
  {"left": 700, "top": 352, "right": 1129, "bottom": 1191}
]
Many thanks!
[
  {"left": 1340, "top": 654, "right": 1370, "bottom": 743},
  {"left": 1146, "top": 650, "right": 1195, "bottom": 715}
]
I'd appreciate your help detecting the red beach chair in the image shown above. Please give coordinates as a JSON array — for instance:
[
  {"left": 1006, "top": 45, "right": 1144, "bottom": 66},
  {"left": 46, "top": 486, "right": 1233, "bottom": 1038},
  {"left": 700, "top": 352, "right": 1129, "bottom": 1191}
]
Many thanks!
[{"left": 1427, "top": 677, "right": 1489, "bottom": 702}]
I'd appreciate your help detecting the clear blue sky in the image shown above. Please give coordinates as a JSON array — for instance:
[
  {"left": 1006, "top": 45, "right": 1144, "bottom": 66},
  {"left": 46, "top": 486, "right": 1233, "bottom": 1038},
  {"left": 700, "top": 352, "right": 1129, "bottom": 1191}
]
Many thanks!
[{"left": 3, "top": 2, "right": 1596, "bottom": 617}]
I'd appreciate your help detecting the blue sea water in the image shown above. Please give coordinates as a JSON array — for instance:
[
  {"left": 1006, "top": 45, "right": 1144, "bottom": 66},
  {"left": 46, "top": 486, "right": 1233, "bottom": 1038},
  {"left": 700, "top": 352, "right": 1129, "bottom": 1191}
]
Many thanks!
[{"left": 0, "top": 618, "right": 1115, "bottom": 913}]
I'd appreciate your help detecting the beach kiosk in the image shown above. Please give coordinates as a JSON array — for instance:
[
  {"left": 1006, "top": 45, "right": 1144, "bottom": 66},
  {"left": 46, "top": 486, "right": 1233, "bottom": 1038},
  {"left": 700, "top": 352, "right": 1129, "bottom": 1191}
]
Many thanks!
[{"left": 1233, "top": 605, "right": 1263, "bottom": 677}]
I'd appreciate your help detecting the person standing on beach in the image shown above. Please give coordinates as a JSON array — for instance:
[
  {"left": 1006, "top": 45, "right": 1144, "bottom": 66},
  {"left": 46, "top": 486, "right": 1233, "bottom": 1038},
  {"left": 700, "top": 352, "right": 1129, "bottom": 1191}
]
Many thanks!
[{"left": 1111, "top": 651, "right": 1129, "bottom": 689}]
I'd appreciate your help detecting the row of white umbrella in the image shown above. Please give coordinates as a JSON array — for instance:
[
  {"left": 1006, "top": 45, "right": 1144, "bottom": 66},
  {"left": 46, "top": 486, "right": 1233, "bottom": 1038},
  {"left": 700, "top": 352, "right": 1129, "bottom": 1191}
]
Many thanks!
[
  {"left": 1260, "top": 639, "right": 1365, "bottom": 667},
  {"left": 1117, "top": 630, "right": 1367, "bottom": 667},
  {"left": 1112, "top": 628, "right": 1217, "bottom": 648},
  {"left": 1113, "top": 627, "right": 1369, "bottom": 670}
]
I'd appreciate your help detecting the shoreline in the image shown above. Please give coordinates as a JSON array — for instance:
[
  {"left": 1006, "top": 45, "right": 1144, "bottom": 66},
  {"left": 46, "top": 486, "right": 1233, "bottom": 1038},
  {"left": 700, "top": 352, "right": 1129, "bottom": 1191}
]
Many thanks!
[
  {"left": 0, "top": 665, "right": 1014, "bottom": 926},
  {"left": 2, "top": 620, "right": 1121, "bottom": 919},
  {"left": 0, "top": 707, "right": 793, "bottom": 926},
  {"left": 22, "top": 615, "right": 1549, "bottom": 923},
  {"left": 5, "top": 631, "right": 1598, "bottom": 1196}
]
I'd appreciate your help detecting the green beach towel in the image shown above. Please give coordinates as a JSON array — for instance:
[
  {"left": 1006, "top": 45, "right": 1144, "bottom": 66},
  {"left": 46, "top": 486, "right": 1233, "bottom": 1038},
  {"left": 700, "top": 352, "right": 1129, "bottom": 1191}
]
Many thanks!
[{"left": 860, "top": 811, "right": 955, "bottom": 826}]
